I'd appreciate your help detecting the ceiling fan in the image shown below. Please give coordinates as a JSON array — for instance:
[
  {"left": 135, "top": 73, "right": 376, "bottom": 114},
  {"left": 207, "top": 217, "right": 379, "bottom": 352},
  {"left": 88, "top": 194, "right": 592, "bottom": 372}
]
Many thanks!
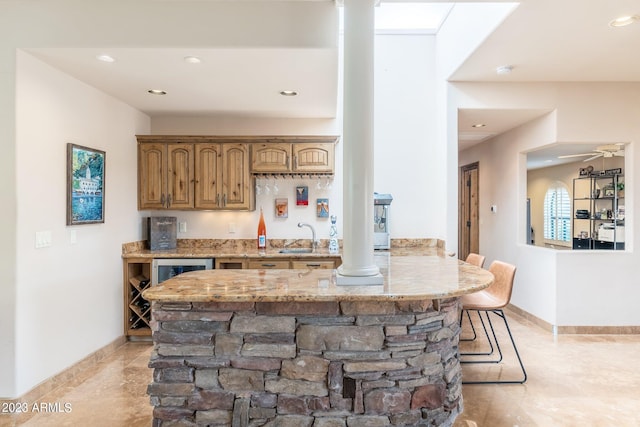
[{"left": 558, "top": 144, "right": 625, "bottom": 162}]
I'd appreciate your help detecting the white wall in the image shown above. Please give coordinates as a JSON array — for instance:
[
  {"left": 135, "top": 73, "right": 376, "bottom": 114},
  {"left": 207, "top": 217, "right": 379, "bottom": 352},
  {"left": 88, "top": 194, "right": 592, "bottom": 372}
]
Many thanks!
[
  {"left": 14, "top": 51, "right": 149, "bottom": 396},
  {"left": 456, "top": 82, "right": 640, "bottom": 327},
  {"left": 150, "top": 34, "right": 442, "bottom": 241}
]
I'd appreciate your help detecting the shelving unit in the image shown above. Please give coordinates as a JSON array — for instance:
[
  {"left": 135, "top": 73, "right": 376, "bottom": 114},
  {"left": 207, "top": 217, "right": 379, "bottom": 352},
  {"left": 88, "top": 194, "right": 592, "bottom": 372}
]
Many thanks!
[
  {"left": 123, "top": 258, "right": 152, "bottom": 336},
  {"left": 572, "top": 173, "right": 625, "bottom": 250}
]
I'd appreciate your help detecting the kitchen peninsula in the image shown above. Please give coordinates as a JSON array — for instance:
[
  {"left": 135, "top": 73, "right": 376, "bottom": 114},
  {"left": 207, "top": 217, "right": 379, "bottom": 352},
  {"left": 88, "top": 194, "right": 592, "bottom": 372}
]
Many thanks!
[{"left": 142, "top": 246, "right": 493, "bottom": 426}]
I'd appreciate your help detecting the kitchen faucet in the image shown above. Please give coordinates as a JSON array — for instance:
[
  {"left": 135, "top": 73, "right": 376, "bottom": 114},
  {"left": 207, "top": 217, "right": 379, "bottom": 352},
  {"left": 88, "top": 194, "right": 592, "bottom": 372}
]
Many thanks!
[{"left": 297, "top": 222, "right": 317, "bottom": 252}]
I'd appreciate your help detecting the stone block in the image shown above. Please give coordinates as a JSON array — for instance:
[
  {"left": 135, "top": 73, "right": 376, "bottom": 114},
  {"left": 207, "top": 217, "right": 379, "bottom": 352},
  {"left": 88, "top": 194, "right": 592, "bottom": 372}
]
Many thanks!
[
  {"left": 272, "top": 415, "right": 314, "bottom": 427},
  {"left": 410, "top": 384, "right": 445, "bottom": 410},
  {"left": 231, "top": 357, "right": 281, "bottom": 372},
  {"left": 154, "top": 367, "right": 194, "bottom": 383},
  {"left": 195, "top": 409, "right": 232, "bottom": 425},
  {"left": 265, "top": 378, "right": 328, "bottom": 397},
  {"left": 153, "top": 406, "right": 194, "bottom": 421},
  {"left": 385, "top": 333, "right": 427, "bottom": 344},
  {"left": 153, "top": 331, "right": 213, "bottom": 345},
  {"left": 323, "top": 351, "right": 391, "bottom": 361},
  {"left": 384, "top": 326, "right": 407, "bottom": 336},
  {"left": 307, "top": 396, "right": 330, "bottom": 411},
  {"left": 356, "top": 315, "right": 415, "bottom": 326},
  {"left": 277, "top": 395, "right": 310, "bottom": 415},
  {"left": 232, "top": 397, "right": 250, "bottom": 426},
  {"left": 147, "top": 382, "right": 195, "bottom": 397},
  {"left": 363, "top": 388, "right": 410, "bottom": 415},
  {"left": 385, "top": 367, "right": 422, "bottom": 381},
  {"left": 157, "top": 344, "right": 213, "bottom": 357},
  {"left": 154, "top": 310, "right": 233, "bottom": 322},
  {"left": 340, "top": 301, "right": 396, "bottom": 316},
  {"left": 428, "top": 327, "right": 455, "bottom": 342},
  {"left": 361, "top": 380, "right": 395, "bottom": 391},
  {"left": 281, "top": 356, "right": 329, "bottom": 382},
  {"left": 343, "top": 360, "right": 406, "bottom": 374},
  {"left": 215, "top": 333, "right": 243, "bottom": 357},
  {"left": 187, "top": 389, "right": 235, "bottom": 410},
  {"left": 230, "top": 315, "right": 295, "bottom": 334},
  {"left": 345, "top": 415, "right": 390, "bottom": 427},
  {"left": 241, "top": 343, "right": 297, "bottom": 359},
  {"left": 297, "top": 316, "right": 356, "bottom": 325},
  {"left": 184, "top": 357, "right": 229, "bottom": 369},
  {"left": 251, "top": 392, "right": 277, "bottom": 408},
  {"left": 244, "top": 333, "right": 295, "bottom": 344},
  {"left": 256, "top": 301, "right": 340, "bottom": 316},
  {"left": 162, "top": 320, "right": 228, "bottom": 333},
  {"left": 313, "top": 417, "right": 347, "bottom": 427},
  {"left": 389, "top": 410, "right": 422, "bottom": 426},
  {"left": 249, "top": 406, "right": 276, "bottom": 419},
  {"left": 297, "top": 326, "right": 384, "bottom": 352},
  {"left": 407, "top": 351, "right": 441, "bottom": 368},
  {"left": 158, "top": 302, "right": 192, "bottom": 311},
  {"left": 218, "top": 368, "right": 265, "bottom": 392},
  {"left": 194, "top": 369, "right": 219, "bottom": 389},
  {"left": 396, "top": 300, "right": 432, "bottom": 313}
]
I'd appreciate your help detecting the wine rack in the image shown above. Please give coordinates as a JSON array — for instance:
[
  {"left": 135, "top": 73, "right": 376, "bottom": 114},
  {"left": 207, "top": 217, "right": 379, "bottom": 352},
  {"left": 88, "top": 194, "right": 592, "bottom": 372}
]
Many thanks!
[{"left": 123, "top": 259, "right": 152, "bottom": 337}]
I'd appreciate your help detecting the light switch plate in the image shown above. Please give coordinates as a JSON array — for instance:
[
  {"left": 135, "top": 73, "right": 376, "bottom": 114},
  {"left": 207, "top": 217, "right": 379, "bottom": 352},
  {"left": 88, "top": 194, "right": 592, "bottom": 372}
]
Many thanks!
[{"left": 35, "top": 231, "right": 52, "bottom": 248}]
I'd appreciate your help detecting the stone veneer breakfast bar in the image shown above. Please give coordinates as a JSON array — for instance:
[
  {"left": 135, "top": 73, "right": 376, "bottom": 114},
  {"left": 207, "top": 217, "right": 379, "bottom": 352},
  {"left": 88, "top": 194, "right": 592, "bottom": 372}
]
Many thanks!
[{"left": 142, "top": 251, "right": 493, "bottom": 427}]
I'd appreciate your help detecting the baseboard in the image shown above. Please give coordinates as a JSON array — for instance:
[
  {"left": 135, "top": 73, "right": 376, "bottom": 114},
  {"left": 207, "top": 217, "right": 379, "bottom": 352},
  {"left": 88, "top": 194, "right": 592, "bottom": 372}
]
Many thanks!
[
  {"left": 0, "top": 335, "right": 126, "bottom": 402},
  {"left": 506, "top": 304, "right": 640, "bottom": 335}
]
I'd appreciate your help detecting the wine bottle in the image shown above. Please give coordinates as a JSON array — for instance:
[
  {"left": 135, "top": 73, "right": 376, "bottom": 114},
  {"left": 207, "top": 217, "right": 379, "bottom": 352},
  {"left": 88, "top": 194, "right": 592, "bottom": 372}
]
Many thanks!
[
  {"left": 329, "top": 215, "right": 339, "bottom": 254},
  {"left": 257, "top": 207, "right": 267, "bottom": 251}
]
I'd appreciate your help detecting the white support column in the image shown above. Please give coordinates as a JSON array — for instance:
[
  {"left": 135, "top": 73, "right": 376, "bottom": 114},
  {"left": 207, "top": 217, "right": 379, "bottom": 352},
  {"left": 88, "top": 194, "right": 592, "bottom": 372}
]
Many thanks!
[{"left": 337, "top": 0, "right": 382, "bottom": 285}]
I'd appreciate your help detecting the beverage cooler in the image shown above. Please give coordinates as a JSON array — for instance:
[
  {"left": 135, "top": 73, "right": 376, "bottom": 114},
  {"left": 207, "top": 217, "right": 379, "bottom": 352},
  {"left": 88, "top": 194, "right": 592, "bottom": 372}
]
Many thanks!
[
  {"left": 152, "top": 258, "right": 213, "bottom": 285},
  {"left": 374, "top": 193, "right": 393, "bottom": 250}
]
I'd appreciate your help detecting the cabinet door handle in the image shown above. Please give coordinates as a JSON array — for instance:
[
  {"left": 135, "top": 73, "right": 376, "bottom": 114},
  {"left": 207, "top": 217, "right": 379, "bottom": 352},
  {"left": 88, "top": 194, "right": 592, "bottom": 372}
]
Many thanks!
[
  {"left": 223, "top": 194, "right": 227, "bottom": 206},
  {"left": 285, "top": 153, "right": 289, "bottom": 169},
  {"left": 306, "top": 263, "right": 321, "bottom": 268},
  {"left": 216, "top": 194, "right": 220, "bottom": 206},
  {"left": 160, "top": 194, "right": 165, "bottom": 207},
  {"left": 294, "top": 155, "right": 298, "bottom": 170},
  {"left": 167, "top": 194, "right": 172, "bottom": 207},
  {"left": 261, "top": 263, "right": 276, "bottom": 267}
]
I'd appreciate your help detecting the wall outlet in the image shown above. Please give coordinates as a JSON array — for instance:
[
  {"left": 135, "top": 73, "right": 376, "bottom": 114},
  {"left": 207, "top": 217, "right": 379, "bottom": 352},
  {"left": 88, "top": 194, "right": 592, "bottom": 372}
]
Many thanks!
[
  {"left": 69, "top": 230, "right": 77, "bottom": 244},
  {"left": 179, "top": 222, "right": 187, "bottom": 233},
  {"left": 229, "top": 222, "right": 236, "bottom": 233},
  {"left": 35, "top": 231, "right": 52, "bottom": 248}
]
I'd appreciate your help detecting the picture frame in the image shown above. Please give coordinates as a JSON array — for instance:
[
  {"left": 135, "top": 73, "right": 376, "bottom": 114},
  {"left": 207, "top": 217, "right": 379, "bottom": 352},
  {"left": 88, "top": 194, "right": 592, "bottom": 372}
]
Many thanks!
[
  {"left": 316, "top": 198, "right": 329, "bottom": 217},
  {"left": 275, "top": 198, "right": 289, "bottom": 218},
  {"left": 296, "top": 186, "right": 309, "bottom": 206},
  {"left": 67, "top": 143, "right": 105, "bottom": 225}
]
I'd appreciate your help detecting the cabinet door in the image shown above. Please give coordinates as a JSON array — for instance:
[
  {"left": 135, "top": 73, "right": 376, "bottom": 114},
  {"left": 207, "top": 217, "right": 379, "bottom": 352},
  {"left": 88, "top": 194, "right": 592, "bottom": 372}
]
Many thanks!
[
  {"left": 222, "top": 143, "right": 254, "bottom": 210},
  {"left": 138, "top": 143, "right": 167, "bottom": 209},
  {"left": 167, "top": 144, "right": 195, "bottom": 209},
  {"left": 293, "top": 143, "right": 334, "bottom": 173},
  {"left": 251, "top": 143, "right": 292, "bottom": 173},
  {"left": 195, "top": 144, "right": 221, "bottom": 209}
]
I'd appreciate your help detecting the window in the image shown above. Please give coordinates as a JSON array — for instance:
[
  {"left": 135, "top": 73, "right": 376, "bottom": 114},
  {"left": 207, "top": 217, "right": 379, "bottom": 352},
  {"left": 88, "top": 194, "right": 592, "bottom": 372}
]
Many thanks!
[{"left": 543, "top": 183, "right": 571, "bottom": 244}]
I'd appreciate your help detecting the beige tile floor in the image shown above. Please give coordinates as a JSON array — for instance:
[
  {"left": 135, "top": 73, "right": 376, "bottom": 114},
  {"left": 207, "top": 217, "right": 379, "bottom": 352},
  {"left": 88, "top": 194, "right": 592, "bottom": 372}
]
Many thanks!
[{"left": 2, "top": 310, "right": 640, "bottom": 427}]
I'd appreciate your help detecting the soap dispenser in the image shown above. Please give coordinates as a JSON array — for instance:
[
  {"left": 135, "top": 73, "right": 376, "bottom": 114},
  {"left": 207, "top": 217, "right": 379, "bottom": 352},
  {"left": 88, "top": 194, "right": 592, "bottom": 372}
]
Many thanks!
[{"left": 329, "top": 215, "right": 339, "bottom": 254}]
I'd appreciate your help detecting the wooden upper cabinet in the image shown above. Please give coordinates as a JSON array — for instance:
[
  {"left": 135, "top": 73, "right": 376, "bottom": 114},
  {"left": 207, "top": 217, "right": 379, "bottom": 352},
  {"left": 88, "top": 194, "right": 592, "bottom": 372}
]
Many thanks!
[
  {"left": 194, "top": 144, "right": 221, "bottom": 209},
  {"left": 167, "top": 144, "right": 195, "bottom": 209},
  {"left": 293, "top": 143, "right": 334, "bottom": 173},
  {"left": 138, "top": 143, "right": 166, "bottom": 209},
  {"left": 138, "top": 143, "right": 194, "bottom": 209},
  {"left": 222, "top": 143, "right": 254, "bottom": 210},
  {"left": 251, "top": 143, "right": 291, "bottom": 173}
]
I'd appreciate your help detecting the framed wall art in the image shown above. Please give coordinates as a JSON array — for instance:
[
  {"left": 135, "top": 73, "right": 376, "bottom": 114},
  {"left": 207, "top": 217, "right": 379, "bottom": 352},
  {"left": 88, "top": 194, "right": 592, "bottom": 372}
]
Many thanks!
[{"left": 67, "top": 143, "right": 105, "bottom": 225}]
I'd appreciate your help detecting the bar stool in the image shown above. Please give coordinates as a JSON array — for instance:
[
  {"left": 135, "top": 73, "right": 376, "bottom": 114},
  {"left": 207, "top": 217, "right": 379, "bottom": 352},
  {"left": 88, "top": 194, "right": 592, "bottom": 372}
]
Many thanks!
[
  {"left": 461, "top": 253, "right": 486, "bottom": 341},
  {"left": 460, "top": 260, "right": 527, "bottom": 384}
]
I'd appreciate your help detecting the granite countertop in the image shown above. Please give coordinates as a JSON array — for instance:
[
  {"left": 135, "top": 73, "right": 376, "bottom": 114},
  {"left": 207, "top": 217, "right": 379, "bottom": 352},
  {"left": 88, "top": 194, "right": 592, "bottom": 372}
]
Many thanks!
[
  {"left": 123, "top": 246, "right": 342, "bottom": 260},
  {"left": 142, "top": 252, "right": 493, "bottom": 303}
]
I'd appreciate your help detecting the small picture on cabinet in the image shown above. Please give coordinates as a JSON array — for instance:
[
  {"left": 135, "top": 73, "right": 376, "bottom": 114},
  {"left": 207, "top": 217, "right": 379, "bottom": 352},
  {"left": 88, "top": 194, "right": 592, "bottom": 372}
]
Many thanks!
[
  {"left": 296, "top": 186, "right": 309, "bottom": 206},
  {"left": 603, "top": 186, "right": 615, "bottom": 197},
  {"left": 317, "top": 198, "right": 329, "bottom": 217},
  {"left": 579, "top": 231, "right": 589, "bottom": 239},
  {"left": 275, "top": 198, "right": 288, "bottom": 218}
]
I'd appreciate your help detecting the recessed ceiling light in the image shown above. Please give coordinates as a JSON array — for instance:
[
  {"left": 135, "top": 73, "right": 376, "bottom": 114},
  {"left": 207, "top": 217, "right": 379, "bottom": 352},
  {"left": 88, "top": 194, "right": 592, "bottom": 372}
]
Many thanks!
[
  {"left": 472, "top": 123, "right": 486, "bottom": 128},
  {"left": 609, "top": 15, "right": 639, "bottom": 27},
  {"left": 184, "top": 56, "right": 201, "bottom": 64},
  {"left": 279, "top": 90, "right": 298, "bottom": 96},
  {"left": 96, "top": 54, "right": 115, "bottom": 63},
  {"left": 496, "top": 65, "right": 513, "bottom": 75},
  {"left": 148, "top": 89, "right": 167, "bottom": 95}
]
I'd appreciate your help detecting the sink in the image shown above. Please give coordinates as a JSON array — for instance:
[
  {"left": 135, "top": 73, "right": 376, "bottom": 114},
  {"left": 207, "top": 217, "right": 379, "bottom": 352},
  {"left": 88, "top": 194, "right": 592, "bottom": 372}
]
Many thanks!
[{"left": 278, "top": 248, "right": 314, "bottom": 254}]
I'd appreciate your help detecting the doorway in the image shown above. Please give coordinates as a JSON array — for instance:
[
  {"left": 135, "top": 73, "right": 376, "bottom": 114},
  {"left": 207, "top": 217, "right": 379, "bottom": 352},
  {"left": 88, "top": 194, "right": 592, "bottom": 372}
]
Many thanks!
[{"left": 459, "top": 162, "right": 479, "bottom": 261}]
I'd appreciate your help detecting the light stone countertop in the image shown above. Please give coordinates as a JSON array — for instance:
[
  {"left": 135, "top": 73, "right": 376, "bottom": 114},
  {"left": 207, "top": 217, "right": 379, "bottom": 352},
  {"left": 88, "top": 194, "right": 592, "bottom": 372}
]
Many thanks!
[{"left": 142, "top": 252, "right": 493, "bottom": 303}]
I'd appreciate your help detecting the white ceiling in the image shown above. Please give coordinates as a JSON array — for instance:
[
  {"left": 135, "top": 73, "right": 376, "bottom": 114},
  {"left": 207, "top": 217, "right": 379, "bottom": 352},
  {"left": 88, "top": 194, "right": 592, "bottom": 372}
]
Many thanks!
[{"left": 21, "top": 0, "right": 640, "bottom": 167}]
